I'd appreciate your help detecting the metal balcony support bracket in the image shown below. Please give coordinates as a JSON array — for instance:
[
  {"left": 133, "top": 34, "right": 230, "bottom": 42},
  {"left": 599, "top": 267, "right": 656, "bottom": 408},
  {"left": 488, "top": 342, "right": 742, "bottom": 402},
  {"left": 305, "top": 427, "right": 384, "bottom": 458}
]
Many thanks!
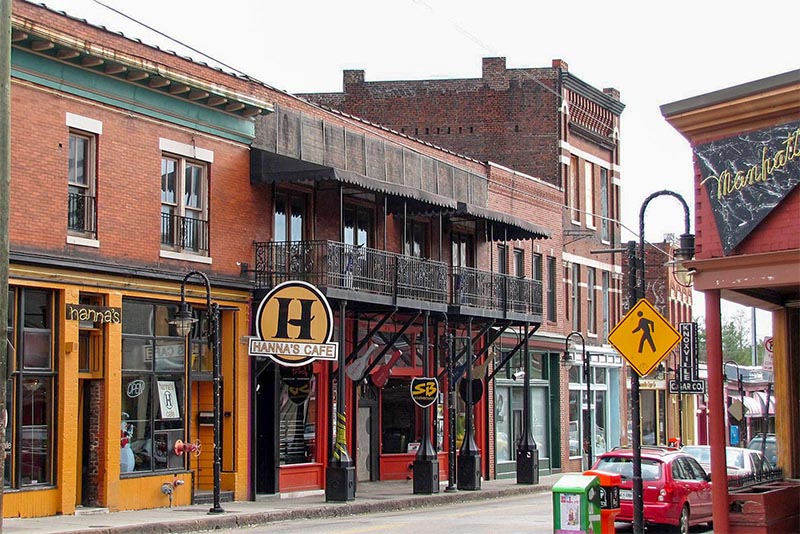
[
  {"left": 458, "top": 318, "right": 481, "bottom": 491},
  {"left": 326, "top": 299, "right": 355, "bottom": 502}
]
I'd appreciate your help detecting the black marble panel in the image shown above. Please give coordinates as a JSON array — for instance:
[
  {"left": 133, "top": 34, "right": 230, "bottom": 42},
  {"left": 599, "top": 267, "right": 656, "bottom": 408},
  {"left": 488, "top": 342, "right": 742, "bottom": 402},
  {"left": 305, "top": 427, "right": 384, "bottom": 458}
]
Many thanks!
[{"left": 694, "top": 120, "right": 799, "bottom": 255}]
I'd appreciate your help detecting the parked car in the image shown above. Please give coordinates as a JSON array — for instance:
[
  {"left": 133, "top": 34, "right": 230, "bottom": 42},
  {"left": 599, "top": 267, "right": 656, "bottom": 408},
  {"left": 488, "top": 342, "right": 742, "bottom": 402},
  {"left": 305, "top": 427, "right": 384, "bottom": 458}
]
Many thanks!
[
  {"left": 747, "top": 433, "right": 778, "bottom": 466},
  {"left": 592, "top": 447, "right": 713, "bottom": 533},
  {"left": 683, "top": 445, "right": 768, "bottom": 478}
]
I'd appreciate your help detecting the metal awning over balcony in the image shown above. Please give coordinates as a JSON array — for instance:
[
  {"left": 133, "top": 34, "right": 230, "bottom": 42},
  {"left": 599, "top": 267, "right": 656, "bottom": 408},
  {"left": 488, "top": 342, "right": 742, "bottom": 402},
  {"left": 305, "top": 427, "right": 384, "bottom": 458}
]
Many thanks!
[
  {"left": 250, "top": 149, "right": 457, "bottom": 210},
  {"left": 453, "top": 202, "right": 550, "bottom": 241},
  {"left": 250, "top": 104, "right": 552, "bottom": 242}
]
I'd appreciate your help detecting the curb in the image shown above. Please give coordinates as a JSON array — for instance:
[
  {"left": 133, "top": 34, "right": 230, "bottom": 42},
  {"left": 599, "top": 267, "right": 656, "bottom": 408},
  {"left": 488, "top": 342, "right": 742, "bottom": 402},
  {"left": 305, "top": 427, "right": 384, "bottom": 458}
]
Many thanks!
[{"left": 59, "top": 483, "right": 555, "bottom": 534}]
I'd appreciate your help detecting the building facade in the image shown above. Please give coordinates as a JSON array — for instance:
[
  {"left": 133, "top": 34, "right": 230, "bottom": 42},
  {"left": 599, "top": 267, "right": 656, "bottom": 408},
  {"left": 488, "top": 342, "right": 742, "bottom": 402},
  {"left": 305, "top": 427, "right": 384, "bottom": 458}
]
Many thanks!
[
  {"left": 662, "top": 69, "right": 799, "bottom": 530},
  {"left": 300, "top": 57, "right": 627, "bottom": 473},
  {"left": 6, "top": 0, "right": 569, "bottom": 517}
]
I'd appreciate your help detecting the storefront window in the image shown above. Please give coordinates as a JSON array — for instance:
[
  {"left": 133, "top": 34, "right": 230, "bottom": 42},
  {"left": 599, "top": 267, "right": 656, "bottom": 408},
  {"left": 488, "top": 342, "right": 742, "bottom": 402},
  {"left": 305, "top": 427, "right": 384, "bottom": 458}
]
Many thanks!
[
  {"left": 279, "top": 366, "right": 317, "bottom": 464},
  {"left": 568, "top": 390, "right": 581, "bottom": 457},
  {"left": 495, "top": 386, "right": 511, "bottom": 461},
  {"left": 121, "top": 299, "right": 185, "bottom": 473},
  {"left": 6, "top": 287, "right": 56, "bottom": 488},
  {"left": 381, "top": 378, "right": 416, "bottom": 453}
]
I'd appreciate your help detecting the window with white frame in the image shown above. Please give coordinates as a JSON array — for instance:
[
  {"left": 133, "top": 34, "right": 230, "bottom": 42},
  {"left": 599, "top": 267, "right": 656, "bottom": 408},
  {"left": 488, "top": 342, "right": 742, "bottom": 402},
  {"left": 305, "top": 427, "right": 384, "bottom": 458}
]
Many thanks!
[
  {"left": 159, "top": 139, "right": 213, "bottom": 256},
  {"left": 68, "top": 131, "right": 97, "bottom": 238},
  {"left": 600, "top": 168, "right": 610, "bottom": 243},
  {"left": 602, "top": 271, "right": 610, "bottom": 340},
  {"left": 587, "top": 267, "right": 596, "bottom": 334},
  {"left": 569, "top": 156, "right": 580, "bottom": 224},
  {"left": 571, "top": 265, "right": 580, "bottom": 331},
  {"left": 584, "top": 161, "right": 595, "bottom": 229}
]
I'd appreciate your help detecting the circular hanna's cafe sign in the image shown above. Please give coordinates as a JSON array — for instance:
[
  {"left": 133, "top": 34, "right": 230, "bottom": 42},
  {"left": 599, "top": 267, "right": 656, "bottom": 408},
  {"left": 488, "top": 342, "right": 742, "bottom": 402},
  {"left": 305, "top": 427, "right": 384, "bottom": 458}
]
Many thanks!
[{"left": 249, "top": 281, "right": 338, "bottom": 367}]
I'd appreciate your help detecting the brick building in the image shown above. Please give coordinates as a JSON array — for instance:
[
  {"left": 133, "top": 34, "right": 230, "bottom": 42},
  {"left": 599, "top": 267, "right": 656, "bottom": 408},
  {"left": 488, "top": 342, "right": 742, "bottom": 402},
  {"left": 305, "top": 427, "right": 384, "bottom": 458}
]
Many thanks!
[
  {"left": 301, "top": 57, "right": 628, "bottom": 472},
  {"left": 6, "top": 0, "right": 568, "bottom": 517}
]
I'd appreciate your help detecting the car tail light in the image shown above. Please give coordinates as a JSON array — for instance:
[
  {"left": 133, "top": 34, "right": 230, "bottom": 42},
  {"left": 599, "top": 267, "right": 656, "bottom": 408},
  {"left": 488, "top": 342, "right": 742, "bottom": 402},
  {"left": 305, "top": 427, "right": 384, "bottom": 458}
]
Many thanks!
[{"left": 658, "top": 488, "right": 667, "bottom": 502}]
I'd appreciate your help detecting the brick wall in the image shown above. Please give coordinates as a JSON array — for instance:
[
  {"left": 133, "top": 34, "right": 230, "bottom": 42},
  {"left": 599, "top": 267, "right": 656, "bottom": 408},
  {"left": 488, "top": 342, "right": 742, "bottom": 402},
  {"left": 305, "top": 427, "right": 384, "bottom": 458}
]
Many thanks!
[{"left": 301, "top": 58, "right": 562, "bottom": 187}]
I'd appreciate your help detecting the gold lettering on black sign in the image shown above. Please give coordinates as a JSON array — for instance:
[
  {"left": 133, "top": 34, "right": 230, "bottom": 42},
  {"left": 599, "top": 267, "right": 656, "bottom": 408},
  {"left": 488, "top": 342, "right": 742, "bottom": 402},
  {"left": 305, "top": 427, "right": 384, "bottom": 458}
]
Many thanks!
[
  {"left": 701, "top": 127, "right": 800, "bottom": 200},
  {"left": 66, "top": 304, "right": 122, "bottom": 324}
]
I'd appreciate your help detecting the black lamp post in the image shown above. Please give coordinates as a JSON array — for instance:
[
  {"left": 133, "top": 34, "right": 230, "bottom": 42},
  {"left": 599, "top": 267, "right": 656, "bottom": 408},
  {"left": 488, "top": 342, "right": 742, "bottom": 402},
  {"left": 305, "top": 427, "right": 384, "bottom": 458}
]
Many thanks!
[
  {"left": 170, "top": 271, "right": 224, "bottom": 515},
  {"left": 724, "top": 360, "right": 746, "bottom": 447},
  {"left": 633, "top": 190, "right": 694, "bottom": 534},
  {"left": 413, "top": 311, "right": 439, "bottom": 494},
  {"left": 563, "top": 331, "right": 591, "bottom": 470},
  {"left": 516, "top": 323, "right": 539, "bottom": 484}
]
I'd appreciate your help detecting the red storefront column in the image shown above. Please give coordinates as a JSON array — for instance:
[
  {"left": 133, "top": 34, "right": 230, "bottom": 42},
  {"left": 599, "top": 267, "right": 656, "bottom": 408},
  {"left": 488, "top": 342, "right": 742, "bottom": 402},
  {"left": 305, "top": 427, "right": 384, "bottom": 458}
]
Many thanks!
[{"left": 706, "top": 290, "right": 730, "bottom": 532}]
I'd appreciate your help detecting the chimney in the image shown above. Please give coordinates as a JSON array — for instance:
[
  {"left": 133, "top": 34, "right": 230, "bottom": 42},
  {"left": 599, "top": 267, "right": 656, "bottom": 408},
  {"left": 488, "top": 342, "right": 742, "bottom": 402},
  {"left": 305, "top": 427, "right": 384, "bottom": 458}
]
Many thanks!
[
  {"left": 551, "top": 59, "right": 569, "bottom": 71},
  {"left": 343, "top": 69, "right": 365, "bottom": 91},
  {"left": 603, "top": 87, "right": 621, "bottom": 101},
  {"left": 482, "top": 57, "right": 508, "bottom": 90}
]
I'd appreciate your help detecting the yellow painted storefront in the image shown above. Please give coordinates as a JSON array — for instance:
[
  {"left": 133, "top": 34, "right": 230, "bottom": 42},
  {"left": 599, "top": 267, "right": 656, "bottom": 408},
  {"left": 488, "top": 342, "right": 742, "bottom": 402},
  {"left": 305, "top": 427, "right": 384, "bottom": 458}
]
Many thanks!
[{"left": 4, "top": 264, "right": 251, "bottom": 517}]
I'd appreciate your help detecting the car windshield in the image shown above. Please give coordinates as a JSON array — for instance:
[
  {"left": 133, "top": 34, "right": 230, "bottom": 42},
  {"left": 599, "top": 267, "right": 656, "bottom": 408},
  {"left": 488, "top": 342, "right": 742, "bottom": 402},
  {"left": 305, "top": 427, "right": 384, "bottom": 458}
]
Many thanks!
[
  {"left": 683, "top": 446, "right": 710, "bottom": 464},
  {"left": 726, "top": 449, "right": 745, "bottom": 469},
  {"left": 595, "top": 456, "right": 662, "bottom": 481}
]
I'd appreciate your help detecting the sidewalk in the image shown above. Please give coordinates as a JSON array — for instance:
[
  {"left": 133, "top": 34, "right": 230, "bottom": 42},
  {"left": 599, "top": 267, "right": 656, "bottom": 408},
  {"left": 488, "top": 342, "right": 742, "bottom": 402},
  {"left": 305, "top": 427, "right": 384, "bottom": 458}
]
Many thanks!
[{"left": 3, "top": 474, "right": 561, "bottom": 534}]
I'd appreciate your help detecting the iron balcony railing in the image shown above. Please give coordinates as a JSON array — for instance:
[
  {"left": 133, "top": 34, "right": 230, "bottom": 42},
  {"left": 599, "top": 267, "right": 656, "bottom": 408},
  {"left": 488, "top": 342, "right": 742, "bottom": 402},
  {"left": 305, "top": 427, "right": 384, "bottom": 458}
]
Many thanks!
[
  {"left": 67, "top": 192, "right": 96, "bottom": 237},
  {"left": 451, "top": 265, "right": 543, "bottom": 316},
  {"left": 161, "top": 212, "right": 209, "bottom": 255},
  {"left": 255, "top": 241, "right": 543, "bottom": 316}
]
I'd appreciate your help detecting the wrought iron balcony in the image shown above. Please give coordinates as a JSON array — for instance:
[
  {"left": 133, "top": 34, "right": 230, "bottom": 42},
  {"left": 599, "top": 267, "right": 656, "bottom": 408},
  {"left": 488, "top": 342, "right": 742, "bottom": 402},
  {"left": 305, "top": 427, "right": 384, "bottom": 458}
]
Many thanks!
[
  {"left": 254, "top": 241, "right": 448, "bottom": 304},
  {"left": 161, "top": 212, "right": 209, "bottom": 254},
  {"left": 67, "top": 192, "right": 96, "bottom": 237},
  {"left": 451, "top": 266, "right": 543, "bottom": 316},
  {"left": 255, "top": 241, "right": 542, "bottom": 318}
]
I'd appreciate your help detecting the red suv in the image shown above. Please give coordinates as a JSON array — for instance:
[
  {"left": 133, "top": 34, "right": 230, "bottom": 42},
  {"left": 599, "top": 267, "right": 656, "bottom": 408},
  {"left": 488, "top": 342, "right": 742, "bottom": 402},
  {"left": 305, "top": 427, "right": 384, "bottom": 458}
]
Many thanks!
[{"left": 592, "top": 447, "right": 713, "bottom": 533}]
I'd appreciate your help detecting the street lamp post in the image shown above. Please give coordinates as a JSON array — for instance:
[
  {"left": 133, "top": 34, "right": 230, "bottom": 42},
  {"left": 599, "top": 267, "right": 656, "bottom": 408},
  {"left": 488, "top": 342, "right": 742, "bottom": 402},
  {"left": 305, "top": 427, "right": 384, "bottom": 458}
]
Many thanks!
[
  {"left": 724, "top": 360, "right": 746, "bottom": 447},
  {"left": 170, "top": 271, "right": 224, "bottom": 515},
  {"left": 633, "top": 190, "right": 694, "bottom": 534},
  {"left": 563, "top": 331, "right": 591, "bottom": 470}
]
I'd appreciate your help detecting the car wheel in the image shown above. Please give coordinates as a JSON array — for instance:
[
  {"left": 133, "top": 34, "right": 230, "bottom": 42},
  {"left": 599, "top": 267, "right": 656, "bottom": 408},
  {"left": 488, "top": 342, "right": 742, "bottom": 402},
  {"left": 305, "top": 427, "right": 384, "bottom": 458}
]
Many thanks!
[{"left": 673, "top": 505, "right": 689, "bottom": 534}]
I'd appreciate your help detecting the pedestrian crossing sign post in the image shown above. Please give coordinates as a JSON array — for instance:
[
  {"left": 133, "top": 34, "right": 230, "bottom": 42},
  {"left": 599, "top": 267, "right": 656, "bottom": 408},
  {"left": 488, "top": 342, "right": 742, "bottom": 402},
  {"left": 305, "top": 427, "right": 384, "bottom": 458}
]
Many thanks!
[{"left": 608, "top": 298, "right": 681, "bottom": 377}]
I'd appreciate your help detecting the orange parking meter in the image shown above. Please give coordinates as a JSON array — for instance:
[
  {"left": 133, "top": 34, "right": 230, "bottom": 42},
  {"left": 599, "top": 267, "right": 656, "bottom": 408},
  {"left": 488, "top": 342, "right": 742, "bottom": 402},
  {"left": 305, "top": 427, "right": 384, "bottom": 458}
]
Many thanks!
[{"left": 584, "top": 470, "right": 621, "bottom": 534}]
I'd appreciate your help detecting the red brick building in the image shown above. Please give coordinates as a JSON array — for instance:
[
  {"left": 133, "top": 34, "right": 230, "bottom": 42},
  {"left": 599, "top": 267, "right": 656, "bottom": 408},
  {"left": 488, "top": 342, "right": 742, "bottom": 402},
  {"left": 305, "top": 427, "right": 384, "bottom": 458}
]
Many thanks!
[
  {"left": 301, "top": 57, "right": 628, "bottom": 473},
  {"left": 6, "top": 0, "right": 565, "bottom": 517}
]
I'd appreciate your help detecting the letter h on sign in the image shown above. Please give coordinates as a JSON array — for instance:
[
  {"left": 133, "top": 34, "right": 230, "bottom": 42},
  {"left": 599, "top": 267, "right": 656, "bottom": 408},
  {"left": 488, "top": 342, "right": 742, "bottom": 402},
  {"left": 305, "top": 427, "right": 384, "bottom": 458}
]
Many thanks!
[{"left": 274, "top": 297, "right": 315, "bottom": 340}]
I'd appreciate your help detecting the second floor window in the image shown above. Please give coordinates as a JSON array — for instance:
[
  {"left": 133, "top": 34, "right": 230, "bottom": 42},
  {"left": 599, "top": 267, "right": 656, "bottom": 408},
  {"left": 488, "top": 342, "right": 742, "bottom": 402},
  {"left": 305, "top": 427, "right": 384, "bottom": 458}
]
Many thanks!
[
  {"left": 546, "top": 256, "right": 557, "bottom": 322},
  {"left": 344, "top": 205, "right": 372, "bottom": 247},
  {"left": 587, "top": 267, "right": 596, "bottom": 334},
  {"left": 600, "top": 168, "right": 610, "bottom": 243},
  {"left": 405, "top": 220, "right": 427, "bottom": 258},
  {"left": 275, "top": 191, "right": 306, "bottom": 242},
  {"left": 161, "top": 156, "right": 208, "bottom": 254},
  {"left": 452, "top": 233, "right": 474, "bottom": 268},
  {"left": 497, "top": 244, "right": 508, "bottom": 274},
  {"left": 68, "top": 132, "right": 97, "bottom": 237},
  {"left": 571, "top": 265, "right": 581, "bottom": 331}
]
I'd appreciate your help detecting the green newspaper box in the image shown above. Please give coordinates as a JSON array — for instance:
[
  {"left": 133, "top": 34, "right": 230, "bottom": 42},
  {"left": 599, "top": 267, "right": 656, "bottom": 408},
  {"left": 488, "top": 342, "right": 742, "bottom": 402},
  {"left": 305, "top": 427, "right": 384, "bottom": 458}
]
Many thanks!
[{"left": 552, "top": 474, "right": 601, "bottom": 533}]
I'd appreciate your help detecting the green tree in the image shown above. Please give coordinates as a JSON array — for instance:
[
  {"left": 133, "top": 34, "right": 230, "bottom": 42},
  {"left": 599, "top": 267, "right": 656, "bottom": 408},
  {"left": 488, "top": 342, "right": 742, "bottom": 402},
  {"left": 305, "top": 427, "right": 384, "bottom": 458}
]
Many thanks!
[{"left": 695, "top": 310, "right": 752, "bottom": 365}]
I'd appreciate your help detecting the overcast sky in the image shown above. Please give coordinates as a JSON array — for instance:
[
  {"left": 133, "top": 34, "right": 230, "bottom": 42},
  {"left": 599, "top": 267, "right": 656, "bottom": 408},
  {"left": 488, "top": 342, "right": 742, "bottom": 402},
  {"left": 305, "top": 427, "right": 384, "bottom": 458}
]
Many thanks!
[{"left": 31, "top": 0, "right": 794, "bottom": 343}]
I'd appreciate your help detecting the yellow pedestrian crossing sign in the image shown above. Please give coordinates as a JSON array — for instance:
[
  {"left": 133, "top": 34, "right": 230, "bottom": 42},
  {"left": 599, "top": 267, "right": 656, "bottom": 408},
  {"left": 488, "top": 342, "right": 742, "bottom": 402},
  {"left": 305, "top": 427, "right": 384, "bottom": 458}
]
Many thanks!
[{"left": 608, "top": 298, "right": 681, "bottom": 377}]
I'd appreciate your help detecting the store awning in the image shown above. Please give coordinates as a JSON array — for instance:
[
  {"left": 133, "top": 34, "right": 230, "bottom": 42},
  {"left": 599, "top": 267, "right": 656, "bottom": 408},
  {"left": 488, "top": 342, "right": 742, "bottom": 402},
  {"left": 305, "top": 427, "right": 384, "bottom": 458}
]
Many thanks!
[{"left": 748, "top": 391, "right": 776, "bottom": 416}]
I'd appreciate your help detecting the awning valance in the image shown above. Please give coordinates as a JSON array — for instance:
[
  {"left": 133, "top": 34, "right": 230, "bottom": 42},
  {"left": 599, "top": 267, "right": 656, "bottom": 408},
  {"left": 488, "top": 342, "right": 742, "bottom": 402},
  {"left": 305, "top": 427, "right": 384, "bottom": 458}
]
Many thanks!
[{"left": 454, "top": 202, "right": 551, "bottom": 241}]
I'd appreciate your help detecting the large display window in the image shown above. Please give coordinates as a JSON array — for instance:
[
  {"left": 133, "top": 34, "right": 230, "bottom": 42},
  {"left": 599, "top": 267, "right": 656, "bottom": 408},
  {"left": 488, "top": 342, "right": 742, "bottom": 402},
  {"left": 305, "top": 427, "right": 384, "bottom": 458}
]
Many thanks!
[
  {"left": 5, "top": 287, "right": 57, "bottom": 488},
  {"left": 121, "top": 299, "right": 185, "bottom": 473}
]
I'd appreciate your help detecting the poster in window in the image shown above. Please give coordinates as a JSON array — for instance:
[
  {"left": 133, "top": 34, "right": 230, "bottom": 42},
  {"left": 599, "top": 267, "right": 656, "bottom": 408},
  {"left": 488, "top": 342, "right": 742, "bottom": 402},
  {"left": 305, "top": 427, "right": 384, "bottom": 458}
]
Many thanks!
[{"left": 157, "top": 381, "right": 180, "bottom": 419}]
